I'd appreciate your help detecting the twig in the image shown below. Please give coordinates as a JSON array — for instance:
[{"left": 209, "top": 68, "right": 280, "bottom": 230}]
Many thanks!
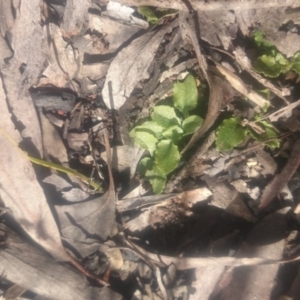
[{"left": 259, "top": 138, "right": 300, "bottom": 209}]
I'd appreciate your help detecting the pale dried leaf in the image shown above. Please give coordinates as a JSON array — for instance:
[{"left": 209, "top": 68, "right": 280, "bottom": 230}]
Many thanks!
[
  {"left": 190, "top": 266, "right": 226, "bottom": 300},
  {"left": 41, "top": 24, "right": 78, "bottom": 87},
  {"left": 43, "top": 174, "right": 72, "bottom": 191},
  {"left": 11, "top": 0, "right": 45, "bottom": 83},
  {"left": 0, "top": 35, "right": 12, "bottom": 66},
  {"left": 125, "top": 239, "right": 290, "bottom": 271},
  {"left": 204, "top": 176, "right": 257, "bottom": 223},
  {"left": 216, "top": 63, "right": 269, "bottom": 108},
  {"left": 0, "top": 225, "right": 121, "bottom": 300},
  {"left": 103, "top": 1, "right": 149, "bottom": 28},
  {"left": 39, "top": 112, "right": 69, "bottom": 164},
  {"left": 102, "top": 19, "right": 178, "bottom": 109},
  {"left": 55, "top": 194, "right": 115, "bottom": 257},
  {"left": 197, "top": 10, "right": 235, "bottom": 50},
  {"left": 1, "top": 62, "right": 43, "bottom": 156},
  {"left": 80, "top": 62, "right": 110, "bottom": 80},
  {"left": 255, "top": 149, "right": 277, "bottom": 176},
  {"left": 88, "top": 13, "right": 142, "bottom": 54},
  {"left": 101, "top": 145, "right": 132, "bottom": 171},
  {"left": 0, "top": 83, "right": 66, "bottom": 260},
  {"left": 62, "top": 188, "right": 90, "bottom": 202},
  {"left": 55, "top": 129, "right": 116, "bottom": 257},
  {"left": 61, "top": 0, "right": 91, "bottom": 37},
  {"left": 219, "top": 208, "right": 288, "bottom": 299},
  {"left": 0, "top": 0, "right": 14, "bottom": 36}
]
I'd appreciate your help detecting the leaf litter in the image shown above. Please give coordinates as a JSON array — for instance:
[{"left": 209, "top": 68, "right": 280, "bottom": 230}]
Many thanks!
[{"left": 1, "top": 0, "right": 300, "bottom": 299}]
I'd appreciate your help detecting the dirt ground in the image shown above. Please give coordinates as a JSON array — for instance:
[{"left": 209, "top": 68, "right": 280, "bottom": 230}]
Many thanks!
[{"left": 1, "top": 0, "right": 300, "bottom": 299}]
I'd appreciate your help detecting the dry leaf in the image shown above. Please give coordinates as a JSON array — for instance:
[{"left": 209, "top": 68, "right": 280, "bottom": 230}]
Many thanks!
[
  {"left": 0, "top": 224, "right": 121, "bottom": 300},
  {"left": 0, "top": 85, "right": 68, "bottom": 261},
  {"left": 219, "top": 208, "right": 288, "bottom": 299},
  {"left": 102, "top": 19, "right": 178, "bottom": 109},
  {"left": 61, "top": 0, "right": 91, "bottom": 37}
]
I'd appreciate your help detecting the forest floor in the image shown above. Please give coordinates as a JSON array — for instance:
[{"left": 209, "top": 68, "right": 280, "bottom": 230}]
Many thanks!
[{"left": 1, "top": 0, "right": 300, "bottom": 299}]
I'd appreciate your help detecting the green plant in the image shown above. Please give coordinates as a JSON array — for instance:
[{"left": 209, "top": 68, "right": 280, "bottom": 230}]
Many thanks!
[
  {"left": 253, "top": 30, "right": 300, "bottom": 78},
  {"left": 215, "top": 115, "right": 280, "bottom": 151},
  {"left": 0, "top": 127, "right": 102, "bottom": 192},
  {"left": 137, "top": 6, "right": 178, "bottom": 25},
  {"left": 130, "top": 74, "right": 203, "bottom": 193}
]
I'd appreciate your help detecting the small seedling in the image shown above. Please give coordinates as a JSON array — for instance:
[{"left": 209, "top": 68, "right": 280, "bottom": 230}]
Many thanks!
[
  {"left": 130, "top": 74, "right": 203, "bottom": 193},
  {"left": 216, "top": 115, "right": 280, "bottom": 151},
  {"left": 131, "top": 73, "right": 280, "bottom": 193},
  {"left": 253, "top": 30, "right": 300, "bottom": 78}
]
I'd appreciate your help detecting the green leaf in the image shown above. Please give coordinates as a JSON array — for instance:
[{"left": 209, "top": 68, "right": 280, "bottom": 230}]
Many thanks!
[
  {"left": 152, "top": 105, "right": 181, "bottom": 128},
  {"left": 254, "top": 55, "right": 283, "bottom": 78},
  {"left": 275, "top": 53, "right": 289, "bottom": 66},
  {"left": 134, "top": 121, "right": 164, "bottom": 138},
  {"left": 138, "top": 156, "right": 153, "bottom": 175},
  {"left": 291, "top": 62, "right": 300, "bottom": 73},
  {"left": 293, "top": 52, "right": 300, "bottom": 61},
  {"left": 162, "top": 125, "right": 184, "bottom": 142},
  {"left": 173, "top": 74, "right": 198, "bottom": 117},
  {"left": 149, "top": 176, "right": 166, "bottom": 194},
  {"left": 145, "top": 165, "right": 166, "bottom": 194},
  {"left": 216, "top": 117, "right": 248, "bottom": 151},
  {"left": 137, "top": 6, "right": 159, "bottom": 24},
  {"left": 182, "top": 115, "right": 203, "bottom": 135},
  {"left": 132, "top": 130, "right": 158, "bottom": 155},
  {"left": 253, "top": 30, "right": 273, "bottom": 49},
  {"left": 154, "top": 140, "right": 180, "bottom": 175},
  {"left": 291, "top": 52, "right": 300, "bottom": 74},
  {"left": 249, "top": 120, "right": 280, "bottom": 150}
]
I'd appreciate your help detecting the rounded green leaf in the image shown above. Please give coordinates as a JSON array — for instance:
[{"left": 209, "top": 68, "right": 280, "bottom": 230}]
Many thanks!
[
  {"left": 133, "top": 131, "right": 158, "bottom": 155},
  {"left": 154, "top": 140, "right": 180, "bottom": 175},
  {"left": 275, "top": 53, "right": 289, "bottom": 66},
  {"left": 145, "top": 166, "right": 167, "bottom": 194},
  {"left": 152, "top": 105, "right": 181, "bottom": 128},
  {"left": 182, "top": 115, "right": 203, "bottom": 135},
  {"left": 162, "top": 125, "right": 184, "bottom": 142},
  {"left": 134, "top": 121, "right": 164, "bottom": 138},
  {"left": 291, "top": 62, "right": 300, "bottom": 74},
  {"left": 149, "top": 176, "right": 166, "bottom": 194},
  {"left": 291, "top": 51, "right": 300, "bottom": 73},
  {"left": 293, "top": 52, "right": 300, "bottom": 61},
  {"left": 173, "top": 74, "right": 198, "bottom": 117},
  {"left": 254, "top": 55, "right": 282, "bottom": 78},
  {"left": 249, "top": 120, "right": 280, "bottom": 150},
  {"left": 216, "top": 117, "right": 248, "bottom": 151},
  {"left": 138, "top": 156, "right": 153, "bottom": 175}
]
